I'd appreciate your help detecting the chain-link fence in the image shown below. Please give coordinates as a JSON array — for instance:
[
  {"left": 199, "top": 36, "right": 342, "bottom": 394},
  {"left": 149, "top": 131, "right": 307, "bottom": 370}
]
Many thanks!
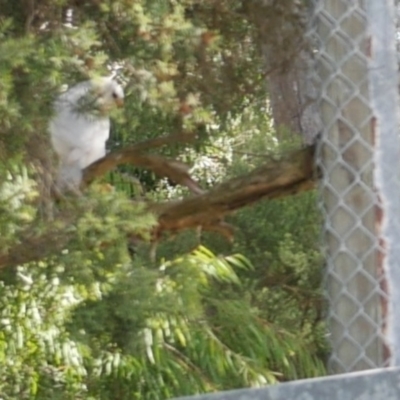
[{"left": 314, "top": 0, "right": 400, "bottom": 373}]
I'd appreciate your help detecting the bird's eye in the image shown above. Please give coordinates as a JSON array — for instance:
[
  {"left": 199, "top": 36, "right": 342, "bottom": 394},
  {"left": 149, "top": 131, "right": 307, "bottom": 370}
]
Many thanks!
[{"left": 112, "top": 92, "right": 118, "bottom": 99}]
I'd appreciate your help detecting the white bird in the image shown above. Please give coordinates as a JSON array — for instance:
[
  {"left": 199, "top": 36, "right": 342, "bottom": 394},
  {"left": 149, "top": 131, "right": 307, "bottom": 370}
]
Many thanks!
[{"left": 49, "top": 76, "right": 124, "bottom": 192}]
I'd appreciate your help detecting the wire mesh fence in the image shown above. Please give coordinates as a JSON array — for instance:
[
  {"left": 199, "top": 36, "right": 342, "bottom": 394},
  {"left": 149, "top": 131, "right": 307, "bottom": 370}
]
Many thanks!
[{"left": 314, "top": 0, "right": 400, "bottom": 373}]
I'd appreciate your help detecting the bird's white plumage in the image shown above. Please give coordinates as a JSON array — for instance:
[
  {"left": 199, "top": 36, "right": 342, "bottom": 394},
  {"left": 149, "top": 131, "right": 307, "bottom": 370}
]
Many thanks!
[{"left": 49, "top": 77, "right": 124, "bottom": 191}]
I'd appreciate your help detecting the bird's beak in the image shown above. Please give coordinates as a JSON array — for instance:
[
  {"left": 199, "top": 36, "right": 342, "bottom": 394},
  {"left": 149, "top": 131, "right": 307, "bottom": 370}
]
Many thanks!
[{"left": 115, "top": 98, "right": 124, "bottom": 108}]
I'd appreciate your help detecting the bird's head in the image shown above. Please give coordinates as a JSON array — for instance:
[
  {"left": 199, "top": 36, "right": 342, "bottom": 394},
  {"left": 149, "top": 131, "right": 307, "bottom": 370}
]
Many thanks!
[{"left": 91, "top": 77, "right": 124, "bottom": 112}]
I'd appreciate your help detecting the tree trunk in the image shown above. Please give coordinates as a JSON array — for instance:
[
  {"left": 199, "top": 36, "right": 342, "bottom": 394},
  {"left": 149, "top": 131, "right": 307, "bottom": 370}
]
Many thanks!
[{"left": 267, "top": 55, "right": 321, "bottom": 145}]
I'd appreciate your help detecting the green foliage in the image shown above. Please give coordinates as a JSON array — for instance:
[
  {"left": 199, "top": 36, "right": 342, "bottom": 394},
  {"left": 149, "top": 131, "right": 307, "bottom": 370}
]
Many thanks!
[
  {"left": 0, "top": 247, "right": 324, "bottom": 399},
  {"left": 0, "top": 166, "right": 38, "bottom": 251},
  {"left": 0, "top": 268, "right": 86, "bottom": 399},
  {"left": 0, "top": 1, "right": 324, "bottom": 399},
  {"left": 155, "top": 107, "right": 328, "bottom": 385}
]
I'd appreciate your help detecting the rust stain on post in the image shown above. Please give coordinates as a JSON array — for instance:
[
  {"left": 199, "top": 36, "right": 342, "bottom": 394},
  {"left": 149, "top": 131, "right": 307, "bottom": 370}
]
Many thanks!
[{"left": 372, "top": 114, "right": 391, "bottom": 364}]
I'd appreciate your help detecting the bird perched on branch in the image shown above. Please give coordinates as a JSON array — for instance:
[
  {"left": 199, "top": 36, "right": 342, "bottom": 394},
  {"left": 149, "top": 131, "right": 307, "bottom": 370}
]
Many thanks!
[{"left": 49, "top": 76, "right": 124, "bottom": 192}]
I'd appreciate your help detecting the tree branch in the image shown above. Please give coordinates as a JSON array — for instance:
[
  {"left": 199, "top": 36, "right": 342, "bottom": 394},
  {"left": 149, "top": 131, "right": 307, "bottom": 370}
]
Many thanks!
[
  {"left": 0, "top": 145, "right": 316, "bottom": 270},
  {"left": 83, "top": 132, "right": 202, "bottom": 194},
  {"left": 152, "top": 145, "right": 316, "bottom": 235}
]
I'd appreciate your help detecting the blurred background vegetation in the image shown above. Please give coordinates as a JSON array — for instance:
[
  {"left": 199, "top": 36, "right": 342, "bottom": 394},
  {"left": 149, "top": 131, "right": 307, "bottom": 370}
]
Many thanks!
[{"left": 0, "top": 1, "right": 327, "bottom": 399}]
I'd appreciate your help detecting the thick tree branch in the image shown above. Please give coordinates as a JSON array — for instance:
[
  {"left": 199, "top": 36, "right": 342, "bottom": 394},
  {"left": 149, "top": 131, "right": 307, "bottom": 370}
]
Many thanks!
[
  {"left": 0, "top": 145, "right": 316, "bottom": 270},
  {"left": 152, "top": 145, "right": 316, "bottom": 235}
]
